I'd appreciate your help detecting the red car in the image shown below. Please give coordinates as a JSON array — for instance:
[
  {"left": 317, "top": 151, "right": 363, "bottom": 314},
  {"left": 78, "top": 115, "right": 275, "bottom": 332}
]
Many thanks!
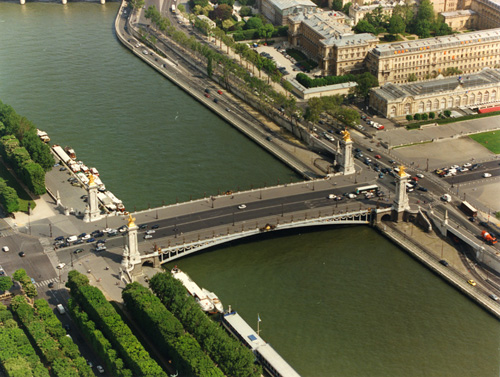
[
  {"left": 204, "top": 93, "right": 210, "bottom": 98},
  {"left": 374, "top": 154, "right": 381, "bottom": 159},
  {"left": 217, "top": 90, "right": 223, "bottom": 95}
]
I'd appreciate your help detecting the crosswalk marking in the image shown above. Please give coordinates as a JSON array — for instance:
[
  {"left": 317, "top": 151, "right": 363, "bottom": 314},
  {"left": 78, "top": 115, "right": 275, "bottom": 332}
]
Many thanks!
[{"left": 34, "top": 278, "right": 58, "bottom": 288}]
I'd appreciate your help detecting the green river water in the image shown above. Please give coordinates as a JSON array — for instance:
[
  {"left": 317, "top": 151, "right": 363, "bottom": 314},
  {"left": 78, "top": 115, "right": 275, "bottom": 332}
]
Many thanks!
[{"left": 0, "top": 3, "right": 498, "bottom": 376}]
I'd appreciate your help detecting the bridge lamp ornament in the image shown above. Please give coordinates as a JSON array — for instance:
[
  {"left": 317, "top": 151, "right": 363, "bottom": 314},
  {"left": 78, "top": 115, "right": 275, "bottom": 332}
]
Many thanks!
[{"left": 341, "top": 129, "right": 351, "bottom": 142}]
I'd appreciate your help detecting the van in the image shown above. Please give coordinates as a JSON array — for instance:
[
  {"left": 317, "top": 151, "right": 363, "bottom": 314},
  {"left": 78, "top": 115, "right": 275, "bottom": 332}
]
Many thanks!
[
  {"left": 57, "top": 304, "right": 66, "bottom": 315},
  {"left": 1, "top": 246, "right": 9, "bottom": 252},
  {"left": 66, "top": 235, "right": 77, "bottom": 243}
]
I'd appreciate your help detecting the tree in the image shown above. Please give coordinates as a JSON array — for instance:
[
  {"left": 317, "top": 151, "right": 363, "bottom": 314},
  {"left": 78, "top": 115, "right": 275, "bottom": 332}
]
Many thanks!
[
  {"left": 245, "top": 16, "right": 263, "bottom": 30},
  {"left": 212, "top": 4, "right": 233, "bottom": 21},
  {"left": 406, "top": 115, "right": 413, "bottom": 121},
  {"left": 239, "top": 6, "right": 252, "bottom": 17},
  {"left": 388, "top": 14, "right": 405, "bottom": 35},
  {"left": 422, "top": 113, "right": 429, "bottom": 120},
  {"left": 413, "top": 19, "right": 431, "bottom": 38},
  {"left": 414, "top": 113, "right": 422, "bottom": 120},
  {"left": 354, "top": 72, "right": 378, "bottom": 98},
  {"left": 331, "top": 0, "right": 342, "bottom": 10},
  {"left": 257, "top": 24, "right": 274, "bottom": 41},
  {"left": 128, "top": 0, "right": 144, "bottom": 10},
  {"left": 354, "top": 20, "right": 376, "bottom": 34},
  {"left": 429, "top": 112, "right": 435, "bottom": 119},
  {"left": 342, "top": 2, "right": 351, "bottom": 15},
  {"left": 0, "top": 276, "right": 12, "bottom": 292},
  {"left": 178, "top": 4, "right": 185, "bottom": 12},
  {"left": 416, "top": 0, "right": 435, "bottom": 22},
  {"left": 444, "top": 110, "right": 452, "bottom": 117}
]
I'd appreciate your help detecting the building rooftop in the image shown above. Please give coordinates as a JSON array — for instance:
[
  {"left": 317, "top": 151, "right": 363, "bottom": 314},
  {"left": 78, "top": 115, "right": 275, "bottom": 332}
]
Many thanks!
[
  {"left": 350, "top": 0, "right": 404, "bottom": 11},
  {"left": 372, "top": 68, "right": 500, "bottom": 101},
  {"left": 372, "top": 28, "right": 500, "bottom": 57},
  {"left": 267, "top": 0, "right": 316, "bottom": 11},
  {"left": 441, "top": 9, "right": 476, "bottom": 17}
]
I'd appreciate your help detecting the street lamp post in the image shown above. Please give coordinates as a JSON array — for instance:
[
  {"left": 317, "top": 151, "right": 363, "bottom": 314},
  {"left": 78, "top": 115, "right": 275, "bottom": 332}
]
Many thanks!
[
  {"left": 28, "top": 202, "right": 31, "bottom": 235},
  {"left": 70, "top": 251, "right": 73, "bottom": 267}
]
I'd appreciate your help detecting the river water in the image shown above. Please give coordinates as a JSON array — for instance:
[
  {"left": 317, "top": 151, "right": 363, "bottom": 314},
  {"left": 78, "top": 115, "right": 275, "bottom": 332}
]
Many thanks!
[{"left": 0, "top": 3, "right": 499, "bottom": 376}]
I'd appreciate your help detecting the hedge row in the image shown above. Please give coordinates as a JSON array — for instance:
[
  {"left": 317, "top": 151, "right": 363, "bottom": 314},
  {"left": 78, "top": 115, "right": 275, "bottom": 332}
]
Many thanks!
[
  {"left": 231, "top": 25, "right": 288, "bottom": 41},
  {"left": 12, "top": 269, "right": 37, "bottom": 299},
  {"left": 66, "top": 271, "right": 167, "bottom": 377},
  {"left": 67, "top": 299, "right": 133, "bottom": 377},
  {"left": 0, "top": 177, "right": 19, "bottom": 213},
  {"left": 149, "top": 272, "right": 261, "bottom": 377},
  {"left": 123, "top": 282, "right": 224, "bottom": 377},
  {"left": 0, "top": 135, "right": 46, "bottom": 196},
  {"left": 10, "top": 296, "right": 92, "bottom": 377},
  {"left": 296, "top": 72, "right": 358, "bottom": 88},
  {"left": 0, "top": 303, "right": 49, "bottom": 377}
]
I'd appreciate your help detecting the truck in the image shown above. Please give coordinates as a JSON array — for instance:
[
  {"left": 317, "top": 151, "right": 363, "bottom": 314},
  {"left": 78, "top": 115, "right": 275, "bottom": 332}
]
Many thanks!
[
  {"left": 460, "top": 201, "right": 477, "bottom": 217},
  {"left": 171, "top": 4, "right": 176, "bottom": 12},
  {"left": 481, "top": 230, "right": 497, "bottom": 244}
]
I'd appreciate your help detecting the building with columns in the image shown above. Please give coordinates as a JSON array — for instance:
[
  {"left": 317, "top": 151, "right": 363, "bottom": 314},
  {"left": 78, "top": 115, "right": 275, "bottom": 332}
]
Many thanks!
[
  {"left": 288, "top": 11, "right": 378, "bottom": 76},
  {"left": 471, "top": 0, "right": 500, "bottom": 30},
  {"left": 369, "top": 67, "right": 500, "bottom": 118},
  {"left": 441, "top": 9, "right": 479, "bottom": 31},
  {"left": 367, "top": 28, "right": 500, "bottom": 85}
]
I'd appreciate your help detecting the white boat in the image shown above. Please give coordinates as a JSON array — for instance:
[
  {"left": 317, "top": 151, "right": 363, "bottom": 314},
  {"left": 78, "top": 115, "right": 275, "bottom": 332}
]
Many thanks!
[
  {"left": 171, "top": 267, "right": 214, "bottom": 312},
  {"left": 202, "top": 288, "right": 223, "bottom": 313}
]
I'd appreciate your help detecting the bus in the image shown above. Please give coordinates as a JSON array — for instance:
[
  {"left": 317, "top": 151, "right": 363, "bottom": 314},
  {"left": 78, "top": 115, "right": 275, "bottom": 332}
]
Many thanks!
[
  {"left": 355, "top": 184, "right": 379, "bottom": 195},
  {"left": 460, "top": 200, "right": 477, "bottom": 217},
  {"left": 171, "top": 4, "right": 176, "bottom": 12}
]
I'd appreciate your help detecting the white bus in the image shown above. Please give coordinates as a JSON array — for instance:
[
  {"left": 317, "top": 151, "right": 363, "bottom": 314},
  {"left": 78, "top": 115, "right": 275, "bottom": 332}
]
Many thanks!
[
  {"left": 171, "top": 4, "right": 176, "bottom": 12},
  {"left": 355, "top": 184, "right": 379, "bottom": 195}
]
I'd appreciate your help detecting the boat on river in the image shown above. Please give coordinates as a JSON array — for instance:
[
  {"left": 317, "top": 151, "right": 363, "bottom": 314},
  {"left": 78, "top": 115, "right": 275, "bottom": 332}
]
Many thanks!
[
  {"left": 171, "top": 267, "right": 215, "bottom": 312},
  {"left": 202, "top": 288, "right": 224, "bottom": 313}
]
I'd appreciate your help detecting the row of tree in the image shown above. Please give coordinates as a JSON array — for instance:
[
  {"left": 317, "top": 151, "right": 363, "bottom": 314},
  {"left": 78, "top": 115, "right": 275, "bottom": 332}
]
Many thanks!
[
  {"left": 66, "top": 271, "right": 167, "bottom": 377},
  {"left": 11, "top": 296, "right": 93, "bottom": 377},
  {"left": 353, "top": 0, "right": 453, "bottom": 39},
  {"left": 0, "top": 101, "right": 54, "bottom": 171},
  {"left": 0, "top": 303, "right": 49, "bottom": 377},
  {"left": 0, "top": 178, "right": 20, "bottom": 213},
  {"left": 67, "top": 299, "right": 133, "bottom": 377},
  {"left": 122, "top": 282, "right": 224, "bottom": 377},
  {"left": 12, "top": 269, "right": 37, "bottom": 299},
  {"left": 0, "top": 135, "right": 46, "bottom": 196},
  {"left": 149, "top": 272, "right": 261, "bottom": 377},
  {"left": 304, "top": 95, "right": 360, "bottom": 127}
]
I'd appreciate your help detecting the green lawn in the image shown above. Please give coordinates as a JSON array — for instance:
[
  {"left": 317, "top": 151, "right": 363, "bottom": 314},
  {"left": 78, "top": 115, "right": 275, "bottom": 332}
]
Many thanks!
[
  {"left": 470, "top": 131, "right": 500, "bottom": 154},
  {"left": 0, "top": 162, "right": 35, "bottom": 213}
]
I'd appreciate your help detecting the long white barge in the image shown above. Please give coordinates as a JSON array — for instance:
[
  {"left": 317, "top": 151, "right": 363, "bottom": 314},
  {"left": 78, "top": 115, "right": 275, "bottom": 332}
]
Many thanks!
[
  {"left": 222, "top": 311, "right": 301, "bottom": 377},
  {"left": 171, "top": 267, "right": 223, "bottom": 313}
]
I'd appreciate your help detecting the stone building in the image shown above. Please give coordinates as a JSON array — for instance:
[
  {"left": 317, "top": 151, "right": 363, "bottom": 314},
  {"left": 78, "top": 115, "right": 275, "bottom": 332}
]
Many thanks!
[
  {"left": 260, "top": 0, "right": 317, "bottom": 25},
  {"left": 366, "top": 28, "right": 500, "bottom": 85},
  {"left": 471, "top": 0, "right": 500, "bottom": 29},
  {"left": 441, "top": 9, "right": 479, "bottom": 31},
  {"left": 288, "top": 11, "right": 378, "bottom": 75},
  {"left": 369, "top": 67, "right": 500, "bottom": 118},
  {"left": 348, "top": 1, "right": 404, "bottom": 24}
]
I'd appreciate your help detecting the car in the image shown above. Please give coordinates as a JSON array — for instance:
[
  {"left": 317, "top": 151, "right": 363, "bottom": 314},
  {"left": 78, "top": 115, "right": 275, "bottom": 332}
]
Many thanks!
[
  {"left": 64, "top": 324, "right": 71, "bottom": 332},
  {"left": 74, "top": 248, "right": 84, "bottom": 254},
  {"left": 348, "top": 193, "right": 357, "bottom": 199},
  {"left": 97, "top": 239, "right": 106, "bottom": 244},
  {"left": 118, "top": 225, "right": 128, "bottom": 233},
  {"left": 469, "top": 216, "right": 476, "bottom": 222},
  {"left": 354, "top": 148, "right": 361, "bottom": 153},
  {"left": 86, "top": 238, "right": 95, "bottom": 243},
  {"left": 213, "top": 98, "right": 219, "bottom": 103},
  {"left": 439, "top": 260, "right": 449, "bottom": 267},
  {"left": 441, "top": 194, "right": 451, "bottom": 202},
  {"left": 145, "top": 230, "right": 156, "bottom": 235},
  {"left": 102, "top": 228, "right": 113, "bottom": 233},
  {"left": 374, "top": 166, "right": 380, "bottom": 172},
  {"left": 467, "top": 279, "right": 477, "bottom": 286},
  {"left": 418, "top": 187, "right": 428, "bottom": 192},
  {"left": 78, "top": 233, "right": 87, "bottom": 238},
  {"left": 483, "top": 172, "right": 492, "bottom": 178},
  {"left": 374, "top": 154, "right": 381, "bottom": 159},
  {"left": 57, "top": 263, "right": 66, "bottom": 270},
  {"left": 81, "top": 234, "right": 91, "bottom": 240},
  {"left": 19, "top": 251, "right": 25, "bottom": 257},
  {"left": 142, "top": 50, "right": 148, "bottom": 55},
  {"left": 87, "top": 361, "right": 93, "bottom": 368},
  {"left": 489, "top": 294, "right": 499, "bottom": 301},
  {"left": 416, "top": 173, "right": 424, "bottom": 179},
  {"left": 73, "top": 239, "right": 84, "bottom": 245},
  {"left": 107, "top": 231, "right": 118, "bottom": 237},
  {"left": 59, "top": 166, "right": 67, "bottom": 171},
  {"left": 55, "top": 236, "right": 64, "bottom": 241},
  {"left": 388, "top": 159, "right": 396, "bottom": 164},
  {"left": 378, "top": 172, "right": 384, "bottom": 179},
  {"left": 225, "top": 108, "right": 230, "bottom": 112},
  {"left": 96, "top": 245, "right": 107, "bottom": 252},
  {"left": 48, "top": 282, "right": 55, "bottom": 288},
  {"left": 238, "top": 204, "right": 247, "bottom": 210},
  {"left": 217, "top": 90, "right": 223, "bottom": 95},
  {"left": 204, "top": 93, "right": 210, "bottom": 98},
  {"left": 1, "top": 246, "right": 9, "bottom": 253},
  {"left": 144, "top": 234, "right": 153, "bottom": 239},
  {"left": 471, "top": 163, "right": 480, "bottom": 170},
  {"left": 96, "top": 365, "right": 104, "bottom": 374},
  {"left": 152, "top": 224, "right": 159, "bottom": 229},
  {"left": 367, "top": 147, "right": 373, "bottom": 152},
  {"left": 139, "top": 224, "right": 148, "bottom": 230},
  {"left": 94, "top": 231, "right": 104, "bottom": 238}
]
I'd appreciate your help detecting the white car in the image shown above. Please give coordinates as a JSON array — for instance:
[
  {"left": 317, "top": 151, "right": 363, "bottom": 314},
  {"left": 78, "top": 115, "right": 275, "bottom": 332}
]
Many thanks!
[
  {"left": 57, "top": 263, "right": 66, "bottom": 270},
  {"left": 96, "top": 365, "right": 104, "bottom": 374},
  {"left": 483, "top": 172, "right": 492, "bottom": 178},
  {"left": 463, "top": 163, "right": 472, "bottom": 168},
  {"left": 81, "top": 234, "right": 91, "bottom": 240},
  {"left": 145, "top": 230, "right": 155, "bottom": 235},
  {"left": 441, "top": 194, "right": 451, "bottom": 202},
  {"left": 348, "top": 193, "right": 357, "bottom": 199},
  {"left": 416, "top": 173, "right": 424, "bottom": 179},
  {"left": 238, "top": 204, "right": 247, "bottom": 210},
  {"left": 144, "top": 234, "right": 153, "bottom": 239},
  {"left": 142, "top": 50, "right": 148, "bottom": 55}
]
